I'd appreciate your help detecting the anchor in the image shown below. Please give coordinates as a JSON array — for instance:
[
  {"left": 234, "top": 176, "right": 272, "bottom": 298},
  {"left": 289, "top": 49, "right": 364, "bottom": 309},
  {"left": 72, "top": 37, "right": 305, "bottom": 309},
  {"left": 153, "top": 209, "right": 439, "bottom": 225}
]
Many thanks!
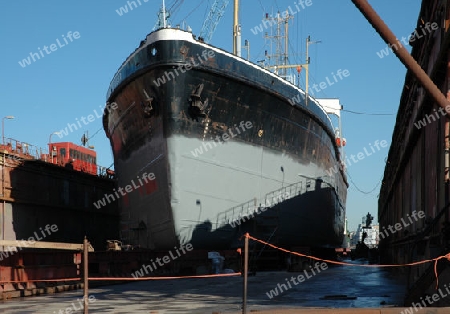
[
  {"left": 188, "top": 84, "right": 209, "bottom": 120},
  {"left": 142, "top": 88, "right": 155, "bottom": 117}
]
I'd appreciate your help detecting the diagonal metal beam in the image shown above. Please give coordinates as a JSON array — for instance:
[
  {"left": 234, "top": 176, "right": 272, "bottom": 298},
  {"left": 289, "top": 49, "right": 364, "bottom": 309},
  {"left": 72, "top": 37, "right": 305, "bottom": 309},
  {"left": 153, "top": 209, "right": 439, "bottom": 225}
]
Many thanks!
[{"left": 351, "top": 0, "right": 450, "bottom": 111}]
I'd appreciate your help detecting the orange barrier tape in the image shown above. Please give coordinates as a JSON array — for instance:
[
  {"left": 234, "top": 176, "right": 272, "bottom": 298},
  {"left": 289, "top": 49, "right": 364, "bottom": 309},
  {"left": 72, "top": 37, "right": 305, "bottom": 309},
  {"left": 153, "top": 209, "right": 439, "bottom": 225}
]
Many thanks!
[
  {"left": 245, "top": 233, "right": 450, "bottom": 289},
  {"left": 0, "top": 273, "right": 242, "bottom": 284},
  {"left": 89, "top": 272, "right": 242, "bottom": 281},
  {"left": 0, "top": 278, "right": 81, "bottom": 283}
]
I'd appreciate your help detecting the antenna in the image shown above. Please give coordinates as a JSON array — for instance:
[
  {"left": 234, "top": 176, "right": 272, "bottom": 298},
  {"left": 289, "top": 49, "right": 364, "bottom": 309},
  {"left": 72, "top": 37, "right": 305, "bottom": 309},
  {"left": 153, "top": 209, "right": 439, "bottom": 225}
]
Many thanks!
[
  {"left": 81, "top": 132, "right": 88, "bottom": 146},
  {"left": 233, "top": 0, "right": 240, "bottom": 56},
  {"left": 162, "top": 0, "right": 166, "bottom": 28},
  {"left": 153, "top": 1, "right": 171, "bottom": 30}
]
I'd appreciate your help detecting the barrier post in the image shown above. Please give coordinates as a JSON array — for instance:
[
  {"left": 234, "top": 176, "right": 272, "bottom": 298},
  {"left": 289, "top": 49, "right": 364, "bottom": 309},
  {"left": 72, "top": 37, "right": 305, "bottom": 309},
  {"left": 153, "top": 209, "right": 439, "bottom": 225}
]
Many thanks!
[
  {"left": 83, "top": 237, "right": 89, "bottom": 314},
  {"left": 242, "top": 233, "right": 248, "bottom": 314}
]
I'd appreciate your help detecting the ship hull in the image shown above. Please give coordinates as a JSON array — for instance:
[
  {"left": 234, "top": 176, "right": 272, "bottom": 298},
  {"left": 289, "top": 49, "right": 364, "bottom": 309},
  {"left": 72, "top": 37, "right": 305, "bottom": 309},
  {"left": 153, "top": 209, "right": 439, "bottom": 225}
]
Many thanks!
[{"left": 104, "top": 28, "right": 347, "bottom": 250}]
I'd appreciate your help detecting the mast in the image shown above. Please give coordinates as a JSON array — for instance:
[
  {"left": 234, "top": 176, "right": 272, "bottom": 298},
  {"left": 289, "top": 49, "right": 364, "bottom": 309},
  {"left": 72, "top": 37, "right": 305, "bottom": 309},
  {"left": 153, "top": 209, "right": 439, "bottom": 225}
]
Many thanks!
[
  {"left": 305, "top": 36, "right": 310, "bottom": 103},
  {"left": 233, "top": 0, "right": 241, "bottom": 56},
  {"left": 265, "top": 11, "right": 310, "bottom": 101},
  {"left": 305, "top": 36, "right": 321, "bottom": 106},
  {"left": 284, "top": 14, "right": 289, "bottom": 76},
  {"left": 154, "top": 0, "right": 170, "bottom": 30},
  {"left": 162, "top": 0, "right": 166, "bottom": 28},
  {"left": 264, "top": 11, "right": 292, "bottom": 76}
]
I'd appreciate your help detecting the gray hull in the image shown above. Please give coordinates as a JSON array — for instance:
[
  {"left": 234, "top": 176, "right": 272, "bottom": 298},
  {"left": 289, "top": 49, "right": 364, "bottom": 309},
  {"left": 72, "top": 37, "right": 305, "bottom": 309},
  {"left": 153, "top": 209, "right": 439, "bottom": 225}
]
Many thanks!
[{"left": 104, "top": 28, "right": 347, "bottom": 250}]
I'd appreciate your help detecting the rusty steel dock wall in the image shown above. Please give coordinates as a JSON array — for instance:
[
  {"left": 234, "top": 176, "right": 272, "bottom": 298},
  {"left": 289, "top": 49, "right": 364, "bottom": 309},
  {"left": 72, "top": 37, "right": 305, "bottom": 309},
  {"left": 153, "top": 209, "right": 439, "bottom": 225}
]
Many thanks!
[
  {"left": 378, "top": 0, "right": 450, "bottom": 304},
  {"left": 0, "top": 151, "right": 120, "bottom": 251}
]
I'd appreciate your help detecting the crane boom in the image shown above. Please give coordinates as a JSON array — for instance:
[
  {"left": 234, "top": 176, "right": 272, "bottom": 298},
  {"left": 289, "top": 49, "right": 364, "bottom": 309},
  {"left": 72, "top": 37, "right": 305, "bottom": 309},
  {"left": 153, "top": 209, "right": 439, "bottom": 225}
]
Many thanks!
[{"left": 200, "top": 0, "right": 230, "bottom": 43}]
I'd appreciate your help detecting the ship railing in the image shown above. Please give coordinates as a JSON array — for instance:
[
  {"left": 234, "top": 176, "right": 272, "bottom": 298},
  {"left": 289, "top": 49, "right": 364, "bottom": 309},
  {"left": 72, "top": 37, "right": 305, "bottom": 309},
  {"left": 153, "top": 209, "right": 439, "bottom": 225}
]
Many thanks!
[
  {"left": 1, "top": 138, "right": 44, "bottom": 161},
  {"left": 263, "top": 181, "right": 304, "bottom": 206},
  {"left": 178, "top": 181, "right": 307, "bottom": 243},
  {"left": 215, "top": 180, "right": 305, "bottom": 229},
  {"left": 96, "top": 165, "right": 116, "bottom": 179},
  {"left": 1, "top": 138, "right": 116, "bottom": 179},
  {"left": 217, "top": 199, "right": 259, "bottom": 229}
]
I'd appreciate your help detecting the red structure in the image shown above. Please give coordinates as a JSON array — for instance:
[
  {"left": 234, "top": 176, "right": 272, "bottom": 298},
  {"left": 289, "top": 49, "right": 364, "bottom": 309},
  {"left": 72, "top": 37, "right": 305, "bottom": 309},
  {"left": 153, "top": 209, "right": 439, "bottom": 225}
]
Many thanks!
[{"left": 48, "top": 142, "right": 97, "bottom": 175}]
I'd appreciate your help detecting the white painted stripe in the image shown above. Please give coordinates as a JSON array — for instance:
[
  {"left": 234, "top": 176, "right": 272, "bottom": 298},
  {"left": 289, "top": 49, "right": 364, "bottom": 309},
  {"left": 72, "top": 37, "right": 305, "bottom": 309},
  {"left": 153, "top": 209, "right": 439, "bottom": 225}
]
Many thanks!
[{"left": 110, "top": 28, "right": 333, "bottom": 127}]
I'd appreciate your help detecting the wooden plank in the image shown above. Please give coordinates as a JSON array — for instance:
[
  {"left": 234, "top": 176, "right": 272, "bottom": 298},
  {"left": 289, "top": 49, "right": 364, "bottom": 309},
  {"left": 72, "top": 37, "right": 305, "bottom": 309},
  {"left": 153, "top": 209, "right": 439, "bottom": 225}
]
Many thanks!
[{"left": 0, "top": 240, "right": 93, "bottom": 251}]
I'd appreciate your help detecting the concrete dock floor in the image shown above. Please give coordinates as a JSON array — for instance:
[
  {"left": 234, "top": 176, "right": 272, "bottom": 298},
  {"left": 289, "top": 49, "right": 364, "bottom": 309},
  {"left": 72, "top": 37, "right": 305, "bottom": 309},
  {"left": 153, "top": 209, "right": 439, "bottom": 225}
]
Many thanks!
[{"left": 0, "top": 265, "right": 446, "bottom": 313}]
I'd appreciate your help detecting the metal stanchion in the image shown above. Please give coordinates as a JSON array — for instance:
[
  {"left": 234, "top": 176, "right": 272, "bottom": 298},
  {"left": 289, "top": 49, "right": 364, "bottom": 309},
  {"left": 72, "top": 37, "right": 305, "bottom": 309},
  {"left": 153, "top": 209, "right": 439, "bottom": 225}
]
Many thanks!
[
  {"left": 242, "top": 233, "right": 248, "bottom": 314},
  {"left": 83, "top": 237, "right": 89, "bottom": 314}
]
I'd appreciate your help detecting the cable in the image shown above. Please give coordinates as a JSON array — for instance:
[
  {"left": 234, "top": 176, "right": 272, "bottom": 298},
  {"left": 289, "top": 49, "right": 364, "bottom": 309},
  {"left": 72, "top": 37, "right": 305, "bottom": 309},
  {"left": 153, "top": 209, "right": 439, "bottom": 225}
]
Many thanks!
[
  {"left": 343, "top": 109, "right": 393, "bottom": 116},
  {"left": 87, "top": 127, "right": 103, "bottom": 141},
  {"left": 168, "top": 0, "right": 184, "bottom": 22},
  {"left": 258, "top": 0, "right": 265, "bottom": 12},
  {"left": 181, "top": 0, "right": 207, "bottom": 22},
  {"left": 346, "top": 170, "right": 383, "bottom": 195}
]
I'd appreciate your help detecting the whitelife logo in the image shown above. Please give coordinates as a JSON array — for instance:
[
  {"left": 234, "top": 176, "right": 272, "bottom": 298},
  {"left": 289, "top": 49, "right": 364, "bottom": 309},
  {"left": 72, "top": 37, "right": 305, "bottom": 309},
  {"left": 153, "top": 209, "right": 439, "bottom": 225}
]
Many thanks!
[
  {"left": 93, "top": 172, "right": 155, "bottom": 209},
  {"left": 153, "top": 50, "right": 215, "bottom": 87},
  {"left": 288, "top": 69, "right": 350, "bottom": 105},
  {"left": 0, "top": 224, "right": 58, "bottom": 261},
  {"left": 250, "top": 0, "right": 313, "bottom": 35},
  {"left": 18, "top": 31, "right": 81, "bottom": 68},
  {"left": 401, "top": 283, "right": 450, "bottom": 313},
  {"left": 266, "top": 262, "right": 328, "bottom": 299},
  {"left": 413, "top": 106, "right": 450, "bottom": 130},
  {"left": 379, "top": 210, "right": 425, "bottom": 240},
  {"left": 376, "top": 22, "right": 439, "bottom": 59},
  {"left": 115, "top": 0, "right": 150, "bottom": 16},
  {"left": 229, "top": 192, "right": 290, "bottom": 228},
  {"left": 190, "top": 121, "right": 253, "bottom": 157},
  {"left": 56, "top": 102, "right": 118, "bottom": 139},
  {"left": 131, "top": 243, "right": 193, "bottom": 278},
  {"left": 325, "top": 139, "right": 388, "bottom": 177},
  {"left": 52, "top": 295, "right": 96, "bottom": 314}
]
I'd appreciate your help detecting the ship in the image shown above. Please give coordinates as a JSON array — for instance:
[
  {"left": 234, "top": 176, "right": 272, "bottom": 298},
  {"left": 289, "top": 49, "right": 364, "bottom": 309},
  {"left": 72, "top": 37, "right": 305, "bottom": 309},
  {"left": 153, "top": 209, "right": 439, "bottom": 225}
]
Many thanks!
[{"left": 103, "top": 0, "right": 348, "bottom": 250}]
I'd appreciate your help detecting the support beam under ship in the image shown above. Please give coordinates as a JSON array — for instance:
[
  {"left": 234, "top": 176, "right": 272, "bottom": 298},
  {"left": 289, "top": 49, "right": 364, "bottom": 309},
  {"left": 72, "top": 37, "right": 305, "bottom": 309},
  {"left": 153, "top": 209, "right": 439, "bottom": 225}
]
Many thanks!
[{"left": 103, "top": 27, "right": 348, "bottom": 250}]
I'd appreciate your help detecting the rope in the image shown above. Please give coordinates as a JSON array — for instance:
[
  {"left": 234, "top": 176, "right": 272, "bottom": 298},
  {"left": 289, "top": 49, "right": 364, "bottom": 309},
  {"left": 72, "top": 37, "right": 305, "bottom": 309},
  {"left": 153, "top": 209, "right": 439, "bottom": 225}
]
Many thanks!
[
  {"left": 0, "top": 273, "right": 241, "bottom": 284},
  {"left": 245, "top": 233, "right": 450, "bottom": 289},
  {"left": 0, "top": 278, "right": 81, "bottom": 283},
  {"left": 89, "top": 272, "right": 241, "bottom": 281},
  {"left": 4, "top": 233, "right": 450, "bottom": 290}
]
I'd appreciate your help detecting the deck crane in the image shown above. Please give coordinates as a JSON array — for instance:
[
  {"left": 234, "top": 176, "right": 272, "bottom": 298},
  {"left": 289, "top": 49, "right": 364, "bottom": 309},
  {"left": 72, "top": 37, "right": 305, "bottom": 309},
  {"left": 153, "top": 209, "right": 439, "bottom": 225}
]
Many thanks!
[{"left": 199, "top": 0, "right": 230, "bottom": 43}]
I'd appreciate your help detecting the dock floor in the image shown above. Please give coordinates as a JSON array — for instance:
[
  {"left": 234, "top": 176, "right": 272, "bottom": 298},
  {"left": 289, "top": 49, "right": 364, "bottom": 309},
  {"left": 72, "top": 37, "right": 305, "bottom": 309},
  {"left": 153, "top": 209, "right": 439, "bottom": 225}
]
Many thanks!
[{"left": 0, "top": 266, "right": 445, "bottom": 313}]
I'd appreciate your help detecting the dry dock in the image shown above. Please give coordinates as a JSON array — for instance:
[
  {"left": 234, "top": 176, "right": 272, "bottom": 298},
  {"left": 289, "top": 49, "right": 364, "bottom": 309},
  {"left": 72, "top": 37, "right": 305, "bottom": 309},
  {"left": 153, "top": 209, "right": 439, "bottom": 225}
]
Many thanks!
[
  {"left": 229, "top": 310, "right": 450, "bottom": 314},
  {"left": 376, "top": 0, "right": 450, "bottom": 304},
  {"left": 0, "top": 264, "right": 416, "bottom": 313}
]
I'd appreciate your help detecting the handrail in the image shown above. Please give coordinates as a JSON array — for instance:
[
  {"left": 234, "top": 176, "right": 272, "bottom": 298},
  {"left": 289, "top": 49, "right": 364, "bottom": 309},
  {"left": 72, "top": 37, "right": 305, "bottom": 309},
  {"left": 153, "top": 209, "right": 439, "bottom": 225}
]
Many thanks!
[
  {"left": 178, "top": 180, "right": 306, "bottom": 244},
  {"left": 215, "top": 180, "right": 304, "bottom": 228},
  {"left": 1, "top": 137, "right": 114, "bottom": 179}
]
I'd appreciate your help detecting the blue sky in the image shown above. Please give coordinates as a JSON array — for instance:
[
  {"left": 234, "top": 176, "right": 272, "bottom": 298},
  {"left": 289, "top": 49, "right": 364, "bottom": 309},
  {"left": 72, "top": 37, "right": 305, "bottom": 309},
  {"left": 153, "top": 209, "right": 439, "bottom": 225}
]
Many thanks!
[{"left": 1, "top": 0, "right": 422, "bottom": 231}]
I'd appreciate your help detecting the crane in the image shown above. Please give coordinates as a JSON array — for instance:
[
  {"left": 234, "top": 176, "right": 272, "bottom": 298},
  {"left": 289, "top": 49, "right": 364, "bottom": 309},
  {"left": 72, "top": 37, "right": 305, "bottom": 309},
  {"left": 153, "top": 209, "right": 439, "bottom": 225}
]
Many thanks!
[{"left": 199, "top": 0, "right": 230, "bottom": 43}]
